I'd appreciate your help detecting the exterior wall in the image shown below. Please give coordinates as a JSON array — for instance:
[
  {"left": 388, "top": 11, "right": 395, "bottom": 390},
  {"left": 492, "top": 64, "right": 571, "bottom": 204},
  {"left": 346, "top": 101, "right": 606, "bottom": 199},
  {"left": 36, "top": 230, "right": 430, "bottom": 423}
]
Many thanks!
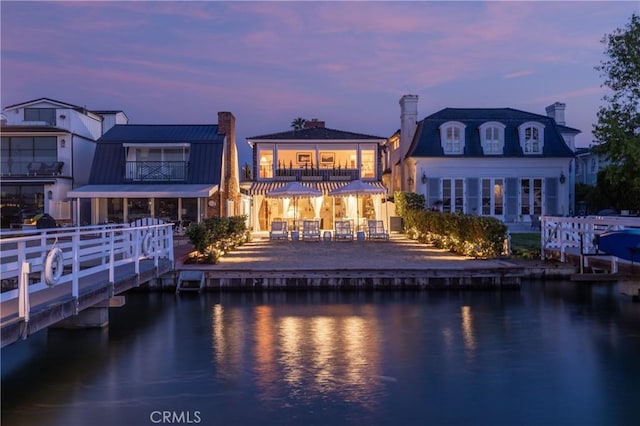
[
  {"left": 413, "top": 156, "right": 571, "bottom": 219},
  {"left": 71, "top": 135, "right": 97, "bottom": 186}
]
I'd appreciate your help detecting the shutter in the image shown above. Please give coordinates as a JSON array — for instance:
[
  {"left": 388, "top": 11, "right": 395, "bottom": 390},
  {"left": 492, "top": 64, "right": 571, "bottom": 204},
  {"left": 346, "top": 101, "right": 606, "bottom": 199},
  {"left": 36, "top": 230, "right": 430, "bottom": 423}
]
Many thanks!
[
  {"left": 466, "top": 177, "right": 479, "bottom": 215},
  {"left": 545, "top": 177, "right": 558, "bottom": 216},
  {"left": 427, "top": 178, "right": 440, "bottom": 208},
  {"left": 505, "top": 178, "right": 518, "bottom": 221}
]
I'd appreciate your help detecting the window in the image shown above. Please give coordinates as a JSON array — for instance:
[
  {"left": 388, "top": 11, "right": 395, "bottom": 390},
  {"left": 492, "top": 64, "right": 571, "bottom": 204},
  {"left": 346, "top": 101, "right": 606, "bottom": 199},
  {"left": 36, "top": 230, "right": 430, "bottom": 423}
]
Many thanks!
[
  {"left": 518, "top": 122, "right": 544, "bottom": 154},
  {"left": 258, "top": 147, "right": 274, "bottom": 178},
  {"left": 360, "top": 147, "right": 376, "bottom": 179},
  {"left": 520, "top": 178, "right": 542, "bottom": 215},
  {"left": 479, "top": 122, "right": 505, "bottom": 154},
  {"left": 439, "top": 122, "right": 466, "bottom": 154},
  {"left": 1, "top": 136, "right": 57, "bottom": 175},
  {"left": 24, "top": 108, "right": 56, "bottom": 125},
  {"left": 481, "top": 178, "right": 504, "bottom": 216},
  {"left": 442, "top": 178, "right": 464, "bottom": 213}
]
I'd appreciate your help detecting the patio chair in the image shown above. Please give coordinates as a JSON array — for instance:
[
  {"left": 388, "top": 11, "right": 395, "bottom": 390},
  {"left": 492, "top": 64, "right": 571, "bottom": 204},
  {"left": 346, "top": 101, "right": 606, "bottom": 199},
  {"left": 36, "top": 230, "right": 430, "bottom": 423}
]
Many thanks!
[
  {"left": 302, "top": 220, "right": 321, "bottom": 241},
  {"left": 269, "top": 220, "right": 288, "bottom": 240},
  {"left": 334, "top": 220, "right": 354, "bottom": 241},
  {"left": 367, "top": 220, "right": 389, "bottom": 241}
]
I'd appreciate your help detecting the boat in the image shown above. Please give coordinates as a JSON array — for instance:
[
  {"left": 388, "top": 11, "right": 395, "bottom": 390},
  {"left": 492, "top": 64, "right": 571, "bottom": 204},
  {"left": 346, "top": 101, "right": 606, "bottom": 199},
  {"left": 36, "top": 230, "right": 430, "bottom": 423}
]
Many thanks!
[{"left": 596, "top": 228, "right": 640, "bottom": 262}]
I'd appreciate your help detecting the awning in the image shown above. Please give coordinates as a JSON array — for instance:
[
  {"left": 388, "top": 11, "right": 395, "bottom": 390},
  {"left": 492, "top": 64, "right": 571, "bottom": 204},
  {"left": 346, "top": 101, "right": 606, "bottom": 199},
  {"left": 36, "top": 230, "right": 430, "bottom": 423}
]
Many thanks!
[
  {"left": 68, "top": 184, "right": 218, "bottom": 198},
  {"left": 249, "top": 181, "right": 386, "bottom": 196}
]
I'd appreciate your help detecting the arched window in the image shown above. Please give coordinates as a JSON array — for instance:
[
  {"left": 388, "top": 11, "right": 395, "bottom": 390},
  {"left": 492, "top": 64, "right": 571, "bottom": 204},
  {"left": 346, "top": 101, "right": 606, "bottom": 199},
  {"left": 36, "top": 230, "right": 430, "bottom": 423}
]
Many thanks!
[
  {"left": 479, "top": 122, "right": 506, "bottom": 154},
  {"left": 439, "top": 121, "right": 466, "bottom": 154},
  {"left": 518, "top": 122, "right": 544, "bottom": 154}
]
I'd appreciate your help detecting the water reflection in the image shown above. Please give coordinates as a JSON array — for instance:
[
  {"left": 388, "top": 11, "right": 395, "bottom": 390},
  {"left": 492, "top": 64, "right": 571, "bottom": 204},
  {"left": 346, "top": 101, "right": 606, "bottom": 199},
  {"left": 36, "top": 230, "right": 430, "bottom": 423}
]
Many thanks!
[{"left": 211, "top": 303, "right": 383, "bottom": 408}]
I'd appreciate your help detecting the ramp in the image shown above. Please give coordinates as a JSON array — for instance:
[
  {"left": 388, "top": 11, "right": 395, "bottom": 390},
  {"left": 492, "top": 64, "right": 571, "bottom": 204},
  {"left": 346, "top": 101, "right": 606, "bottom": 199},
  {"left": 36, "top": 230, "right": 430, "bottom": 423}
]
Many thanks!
[{"left": 176, "top": 271, "right": 205, "bottom": 293}]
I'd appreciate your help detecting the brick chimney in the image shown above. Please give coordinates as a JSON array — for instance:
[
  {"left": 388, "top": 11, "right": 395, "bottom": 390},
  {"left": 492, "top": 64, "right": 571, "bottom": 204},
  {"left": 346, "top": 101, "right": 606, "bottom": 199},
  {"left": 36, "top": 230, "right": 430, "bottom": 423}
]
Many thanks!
[
  {"left": 545, "top": 102, "right": 566, "bottom": 126},
  {"left": 217, "top": 111, "right": 238, "bottom": 217},
  {"left": 304, "top": 118, "right": 325, "bottom": 129}
]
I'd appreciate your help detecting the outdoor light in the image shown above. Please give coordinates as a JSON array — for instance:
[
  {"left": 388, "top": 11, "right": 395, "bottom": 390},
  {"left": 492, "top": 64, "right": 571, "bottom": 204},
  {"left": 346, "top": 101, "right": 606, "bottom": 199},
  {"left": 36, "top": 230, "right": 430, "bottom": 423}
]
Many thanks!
[
  {"left": 59, "top": 114, "right": 66, "bottom": 120},
  {"left": 559, "top": 172, "right": 566, "bottom": 184},
  {"left": 408, "top": 175, "right": 414, "bottom": 186},
  {"left": 60, "top": 139, "right": 66, "bottom": 147},
  {"left": 47, "top": 190, "right": 53, "bottom": 200},
  {"left": 421, "top": 173, "right": 427, "bottom": 184}
]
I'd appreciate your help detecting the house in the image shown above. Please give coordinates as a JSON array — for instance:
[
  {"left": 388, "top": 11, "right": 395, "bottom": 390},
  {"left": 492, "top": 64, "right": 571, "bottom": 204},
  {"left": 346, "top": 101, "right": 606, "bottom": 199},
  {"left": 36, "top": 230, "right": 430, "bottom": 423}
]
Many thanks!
[
  {"left": 575, "top": 146, "right": 606, "bottom": 186},
  {"left": 0, "top": 98, "right": 127, "bottom": 228},
  {"left": 245, "top": 119, "right": 387, "bottom": 231},
  {"left": 387, "top": 95, "right": 579, "bottom": 222},
  {"left": 68, "top": 112, "right": 245, "bottom": 225}
]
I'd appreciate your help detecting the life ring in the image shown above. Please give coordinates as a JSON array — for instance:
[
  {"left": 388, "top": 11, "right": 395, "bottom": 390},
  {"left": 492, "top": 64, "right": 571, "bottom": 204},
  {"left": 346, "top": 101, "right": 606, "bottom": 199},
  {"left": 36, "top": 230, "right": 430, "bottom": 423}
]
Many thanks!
[
  {"left": 141, "top": 231, "right": 154, "bottom": 257},
  {"left": 44, "top": 247, "right": 64, "bottom": 286}
]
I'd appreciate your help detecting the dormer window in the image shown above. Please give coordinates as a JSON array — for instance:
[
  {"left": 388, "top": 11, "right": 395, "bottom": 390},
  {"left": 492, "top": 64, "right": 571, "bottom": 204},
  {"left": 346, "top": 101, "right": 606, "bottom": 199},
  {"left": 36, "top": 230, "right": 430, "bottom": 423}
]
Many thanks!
[
  {"left": 440, "top": 121, "right": 466, "bottom": 154},
  {"left": 518, "top": 122, "right": 544, "bottom": 154},
  {"left": 479, "top": 122, "right": 505, "bottom": 154}
]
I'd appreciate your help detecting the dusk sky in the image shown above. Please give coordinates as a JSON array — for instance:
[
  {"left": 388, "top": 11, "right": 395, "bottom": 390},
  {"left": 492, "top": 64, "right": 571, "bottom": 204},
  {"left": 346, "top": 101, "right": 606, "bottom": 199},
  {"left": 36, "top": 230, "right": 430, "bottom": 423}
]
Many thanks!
[{"left": 2, "top": 1, "right": 639, "bottom": 165}]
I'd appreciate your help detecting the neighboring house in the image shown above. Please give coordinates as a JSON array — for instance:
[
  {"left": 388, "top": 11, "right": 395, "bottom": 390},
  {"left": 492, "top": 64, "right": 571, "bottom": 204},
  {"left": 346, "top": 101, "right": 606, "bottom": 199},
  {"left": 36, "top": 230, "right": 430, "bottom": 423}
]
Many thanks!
[
  {"left": 0, "top": 98, "right": 127, "bottom": 228},
  {"left": 245, "top": 119, "right": 387, "bottom": 231},
  {"left": 68, "top": 112, "right": 244, "bottom": 225},
  {"left": 575, "top": 146, "right": 607, "bottom": 186},
  {"left": 387, "top": 95, "right": 579, "bottom": 222}
]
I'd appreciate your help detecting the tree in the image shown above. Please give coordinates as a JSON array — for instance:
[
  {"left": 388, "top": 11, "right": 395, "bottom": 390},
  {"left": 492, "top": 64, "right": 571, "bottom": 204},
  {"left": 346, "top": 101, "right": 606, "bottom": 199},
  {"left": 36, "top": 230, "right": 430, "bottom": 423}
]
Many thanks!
[
  {"left": 291, "top": 117, "right": 306, "bottom": 130},
  {"left": 592, "top": 13, "right": 640, "bottom": 210}
]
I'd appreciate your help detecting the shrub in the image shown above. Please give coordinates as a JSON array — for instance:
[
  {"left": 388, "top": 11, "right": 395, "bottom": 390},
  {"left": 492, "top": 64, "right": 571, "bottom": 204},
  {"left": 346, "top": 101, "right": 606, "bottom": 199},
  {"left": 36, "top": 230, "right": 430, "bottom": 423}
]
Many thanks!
[{"left": 396, "top": 192, "right": 507, "bottom": 258}]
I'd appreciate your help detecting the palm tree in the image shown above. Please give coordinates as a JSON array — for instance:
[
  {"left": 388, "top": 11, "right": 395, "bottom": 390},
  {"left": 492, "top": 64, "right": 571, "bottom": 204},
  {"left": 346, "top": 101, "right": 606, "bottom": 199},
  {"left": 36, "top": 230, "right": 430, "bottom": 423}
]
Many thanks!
[{"left": 291, "top": 117, "right": 306, "bottom": 130}]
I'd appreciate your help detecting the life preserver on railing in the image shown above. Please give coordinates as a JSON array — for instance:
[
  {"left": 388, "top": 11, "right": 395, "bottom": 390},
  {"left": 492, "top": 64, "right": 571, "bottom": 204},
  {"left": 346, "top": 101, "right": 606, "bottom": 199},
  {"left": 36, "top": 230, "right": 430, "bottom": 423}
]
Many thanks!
[
  {"left": 44, "top": 247, "right": 64, "bottom": 286},
  {"left": 141, "top": 231, "right": 154, "bottom": 257}
]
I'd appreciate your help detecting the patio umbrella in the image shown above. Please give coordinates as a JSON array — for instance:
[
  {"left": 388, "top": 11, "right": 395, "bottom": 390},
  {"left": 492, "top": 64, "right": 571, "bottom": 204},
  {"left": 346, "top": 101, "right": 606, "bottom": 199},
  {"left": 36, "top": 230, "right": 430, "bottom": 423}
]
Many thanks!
[
  {"left": 328, "top": 180, "right": 387, "bottom": 231},
  {"left": 266, "top": 182, "right": 322, "bottom": 229}
]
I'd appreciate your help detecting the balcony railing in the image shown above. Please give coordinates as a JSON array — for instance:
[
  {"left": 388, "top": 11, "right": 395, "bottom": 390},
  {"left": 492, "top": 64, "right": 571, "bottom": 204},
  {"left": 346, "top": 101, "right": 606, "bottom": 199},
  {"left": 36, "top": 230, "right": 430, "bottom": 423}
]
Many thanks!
[
  {"left": 258, "top": 167, "right": 367, "bottom": 181},
  {"left": 0, "top": 160, "right": 64, "bottom": 176},
  {"left": 125, "top": 161, "right": 189, "bottom": 182}
]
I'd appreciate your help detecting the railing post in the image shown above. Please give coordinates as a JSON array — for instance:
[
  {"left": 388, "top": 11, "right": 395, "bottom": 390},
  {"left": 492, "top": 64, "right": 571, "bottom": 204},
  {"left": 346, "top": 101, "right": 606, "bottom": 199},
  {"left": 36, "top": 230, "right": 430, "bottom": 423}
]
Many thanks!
[
  {"left": 17, "top": 239, "right": 30, "bottom": 324},
  {"left": 168, "top": 225, "right": 174, "bottom": 263},
  {"left": 153, "top": 226, "right": 159, "bottom": 267},
  {"left": 109, "top": 229, "right": 115, "bottom": 283},
  {"left": 134, "top": 227, "right": 140, "bottom": 274},
  {"left": 72, "top": 227, "right": 79, "bottom": 299}
]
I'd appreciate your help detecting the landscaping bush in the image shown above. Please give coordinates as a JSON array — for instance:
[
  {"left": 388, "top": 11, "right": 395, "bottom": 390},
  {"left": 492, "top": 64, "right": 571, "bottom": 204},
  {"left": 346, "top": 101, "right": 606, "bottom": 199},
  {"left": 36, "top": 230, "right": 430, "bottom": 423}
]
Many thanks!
[
  {"left": 396, "top": 192, "right": 507, "bottom": 258},
  {"left": 184, "top": 215, "right": 250, "bottom": 263}
]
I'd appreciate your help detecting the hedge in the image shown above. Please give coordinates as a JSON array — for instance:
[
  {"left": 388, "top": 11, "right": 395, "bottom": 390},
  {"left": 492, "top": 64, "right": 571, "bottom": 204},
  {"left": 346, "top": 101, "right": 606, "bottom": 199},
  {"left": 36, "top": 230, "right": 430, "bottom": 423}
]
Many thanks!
[{"left": 395, "top": 191, "right": 507, "bottom": 258}]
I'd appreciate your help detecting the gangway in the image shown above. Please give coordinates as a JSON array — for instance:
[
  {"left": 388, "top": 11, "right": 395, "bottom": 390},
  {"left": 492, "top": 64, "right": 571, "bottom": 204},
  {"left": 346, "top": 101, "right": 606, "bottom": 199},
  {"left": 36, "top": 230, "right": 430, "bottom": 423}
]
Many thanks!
[{"left": 176, "top": 271, "right": 205, "bottom": 293}]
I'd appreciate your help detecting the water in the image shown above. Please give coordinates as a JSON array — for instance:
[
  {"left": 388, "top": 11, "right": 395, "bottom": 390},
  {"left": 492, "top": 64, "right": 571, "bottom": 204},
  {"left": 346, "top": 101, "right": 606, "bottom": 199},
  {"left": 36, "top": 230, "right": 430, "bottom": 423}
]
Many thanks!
[{"left": 2, "top": 282, "right": 640, "bottom": 426}]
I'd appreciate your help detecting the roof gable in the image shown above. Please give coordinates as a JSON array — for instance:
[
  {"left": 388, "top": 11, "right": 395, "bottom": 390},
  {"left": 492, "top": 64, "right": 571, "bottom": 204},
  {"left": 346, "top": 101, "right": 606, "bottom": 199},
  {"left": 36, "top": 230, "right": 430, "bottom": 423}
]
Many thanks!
[
  {"left": 3, "top": 97, "right": 84, "bottom": 110},
  {"left": 248, "top": 127, "right": 385, "bottom": 141},
  {"left": 408, "top": 108, "right": 575, "bottom": 158}
]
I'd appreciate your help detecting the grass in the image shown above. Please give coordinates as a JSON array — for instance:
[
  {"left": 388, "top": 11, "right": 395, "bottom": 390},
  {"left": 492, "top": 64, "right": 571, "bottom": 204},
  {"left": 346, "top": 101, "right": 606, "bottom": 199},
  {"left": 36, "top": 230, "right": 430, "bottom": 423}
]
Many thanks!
[{"left": 509, "top": 233, "right": 541, "bottom": 259}]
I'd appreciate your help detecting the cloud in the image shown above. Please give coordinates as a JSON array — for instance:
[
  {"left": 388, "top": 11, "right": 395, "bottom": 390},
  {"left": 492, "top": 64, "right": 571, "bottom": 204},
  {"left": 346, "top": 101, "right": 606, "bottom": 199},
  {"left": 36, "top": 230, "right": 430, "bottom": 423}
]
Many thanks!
[{"left": 504, "top": 70, "right": 534, "bottom": 79}]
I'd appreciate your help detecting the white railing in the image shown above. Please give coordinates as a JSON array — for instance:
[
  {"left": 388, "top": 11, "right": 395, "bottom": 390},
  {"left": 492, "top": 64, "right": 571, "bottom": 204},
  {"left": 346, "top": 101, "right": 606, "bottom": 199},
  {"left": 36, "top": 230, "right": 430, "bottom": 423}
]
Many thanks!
[
  {"left": 541, "top": 215, "right": 640, "bottom": 261},
  {"left": 0, "top": 219, "right": 174, "bottom": 321}
]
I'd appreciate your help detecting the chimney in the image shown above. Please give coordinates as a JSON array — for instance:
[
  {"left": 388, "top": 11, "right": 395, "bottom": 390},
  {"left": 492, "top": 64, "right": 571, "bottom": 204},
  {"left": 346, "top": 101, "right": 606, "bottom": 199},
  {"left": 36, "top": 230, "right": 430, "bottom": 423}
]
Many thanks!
[
  {"left": 217, "top": 111, "right": 238, "bottom": 217},
  {"left": 545, "top": 102, "right": 566, "bottom": 126},
  {"left": 399, "top": 94, "right": 418, "bottom": 159},
  {"left": 304, "top": 118, "right": 325, "bottom": 129}
]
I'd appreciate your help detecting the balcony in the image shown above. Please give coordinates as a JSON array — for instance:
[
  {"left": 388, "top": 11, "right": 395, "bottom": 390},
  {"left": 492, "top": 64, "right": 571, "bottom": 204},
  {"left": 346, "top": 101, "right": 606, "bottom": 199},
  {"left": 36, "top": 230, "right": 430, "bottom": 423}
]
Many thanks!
[{"left": 125, "top": 161, "right": 189, "bottom": 182}]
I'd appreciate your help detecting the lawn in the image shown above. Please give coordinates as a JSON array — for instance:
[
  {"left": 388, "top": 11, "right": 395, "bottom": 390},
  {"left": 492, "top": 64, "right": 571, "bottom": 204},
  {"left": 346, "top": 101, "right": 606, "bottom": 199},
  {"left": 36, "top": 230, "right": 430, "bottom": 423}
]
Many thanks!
[{"left": 510, "top": 233, "right": 541, "bottom": 258}]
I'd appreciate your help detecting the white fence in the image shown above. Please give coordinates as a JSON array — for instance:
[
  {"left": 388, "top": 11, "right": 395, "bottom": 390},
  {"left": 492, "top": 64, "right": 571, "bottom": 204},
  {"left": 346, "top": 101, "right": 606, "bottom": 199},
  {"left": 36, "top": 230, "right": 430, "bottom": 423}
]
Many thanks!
[
  {"left": 0, "top": 219, "right": 174, "bottom": 322},
  {"left": 541, "top": 215, "right": 640, "bottom": 262}
]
